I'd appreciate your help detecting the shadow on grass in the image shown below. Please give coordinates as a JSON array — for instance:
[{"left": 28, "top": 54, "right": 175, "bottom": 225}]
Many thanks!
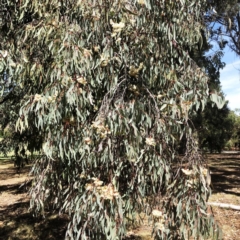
[
  {"left": 0, "top": 183, "right": 27, "bottom": 193},
  {"left": 208, "top": 153, "right": 240, "bottom": 197},
  {"left": 0, "top": 159, "right": 69, "bottom": 240},
  {"left": 0, "top": 200, "right": 69, "bottom": 240},
  {"left": 0, "top": 179, "right": 33, "bottom": 195}
]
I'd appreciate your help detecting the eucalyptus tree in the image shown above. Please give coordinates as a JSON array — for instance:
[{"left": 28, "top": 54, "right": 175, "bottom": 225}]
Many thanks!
[{"left": 0, "top": 0, "right": 222, "bottom": 239}]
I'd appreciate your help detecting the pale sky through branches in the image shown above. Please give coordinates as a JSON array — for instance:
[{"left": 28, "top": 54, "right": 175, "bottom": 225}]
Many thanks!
[{"left": 220, "top": 47, "right": 240, "bottom": 111}]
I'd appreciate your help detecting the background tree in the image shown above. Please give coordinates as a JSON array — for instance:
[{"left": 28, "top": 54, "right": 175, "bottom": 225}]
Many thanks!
[
  {"left": 190, "top": 43, "right": 234, "bottom": 153},
  {"left": 0, "top": 0, "right": 222, "bottom": 239},
  {"left": 191, "top": 0, "right": 240, "bottom": 153},
  {"left": 0, "top": 76, "right": 43, "bottom": 161},
  {"left": 225, "top": 110, "right": 240, "bottom": 150},
  {"left": 176, "top": 26, "right": 234, "bottom": 154},
  {"left": 207, "top": 0, "right": 240, "bottom": 55},
  {"left": 193, "top": 102, "right": 234, "bottom": 153}
]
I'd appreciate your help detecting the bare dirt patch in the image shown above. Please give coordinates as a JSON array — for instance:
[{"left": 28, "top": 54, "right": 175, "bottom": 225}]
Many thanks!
[
  {"left": 207, "top": 153, "right": 240, "bottom": 240},
  {"left": 0, "top": 161, "right": 30, "bottom": 211},
  {"left": 0, "top": 159, "right": 68, "bottom": 240},
  {"left": 0, "top": 153, "right": 240, "bottom": 239}
]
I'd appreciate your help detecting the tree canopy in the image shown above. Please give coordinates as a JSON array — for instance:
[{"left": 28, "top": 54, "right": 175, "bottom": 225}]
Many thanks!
[
  {"left": 207, "top": 0, "right": 240, "bottom": 55},
  {"left": 0, "top": 0, "right": 223, "bottom": 239}
]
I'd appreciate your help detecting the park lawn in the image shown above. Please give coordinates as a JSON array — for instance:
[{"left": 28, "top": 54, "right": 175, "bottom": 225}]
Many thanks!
[{"left": 0, "top": 153, "right": 240, "bottom": 240}]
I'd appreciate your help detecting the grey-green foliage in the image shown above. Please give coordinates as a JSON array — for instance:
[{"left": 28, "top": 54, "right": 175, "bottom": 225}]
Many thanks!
[{"left": 0, "top": 0, "right": 221, "bottom": 239}]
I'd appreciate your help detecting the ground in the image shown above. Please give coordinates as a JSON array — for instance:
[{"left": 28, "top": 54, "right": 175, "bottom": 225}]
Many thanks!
[
  {"left": 207, "top": 153, "right": 240, "bottom": 240},
  {"left": 0, "top": 153, "right": 240, "bottom": 240},
  {"left": 0, "top": 159, "right": 68, "bottom": 240}
]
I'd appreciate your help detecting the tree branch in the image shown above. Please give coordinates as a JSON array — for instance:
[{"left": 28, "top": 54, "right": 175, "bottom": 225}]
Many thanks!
[{"left": 208, "top": 202, "right": 240, "bottom": 210}]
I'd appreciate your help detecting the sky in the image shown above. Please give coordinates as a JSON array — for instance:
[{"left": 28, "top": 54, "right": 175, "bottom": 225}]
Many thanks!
[{"left": 219, "top": 47, "right": 240, "bottom": 111}]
